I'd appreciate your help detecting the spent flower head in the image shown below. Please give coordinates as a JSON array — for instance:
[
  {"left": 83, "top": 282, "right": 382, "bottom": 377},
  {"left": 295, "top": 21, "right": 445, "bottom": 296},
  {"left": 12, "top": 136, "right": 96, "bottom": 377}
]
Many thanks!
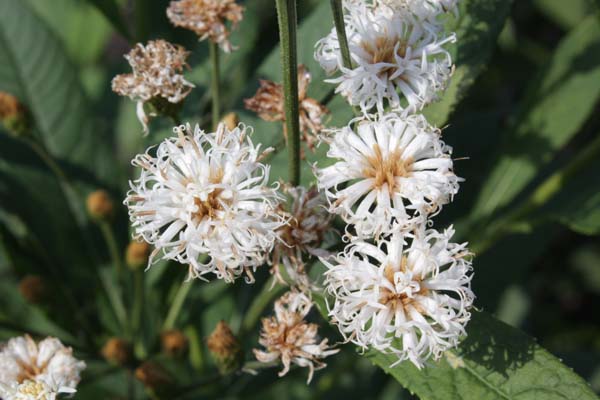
[
  {"left": 112, "top": 39, "right": 194, "bottom": 134},
  {"left": 315, "top": 113, "right": 459, "bottom": 239},
  {"left": 315, "top": 0, "right": 455, "bottom": 115},
  {"left": 254, "top": 290, "right": 338, "bottom": 383},
  {"left": 323, "top": 226, "right": 473, "bottom": 368},
  {"left": 270, "top": 185, "right": 333, "bottom": 289},
  {"left": 245, "top": 65, "right": 329, "bottom": 152},
  {"left": 167, "top": 0, "right": 244, "bottom": 53},
  {"left": 0, "top": 335, "right": 85, "bottom": 400},
  {"left": 125, "top": 122, "right": 286, "bottom": 283}
]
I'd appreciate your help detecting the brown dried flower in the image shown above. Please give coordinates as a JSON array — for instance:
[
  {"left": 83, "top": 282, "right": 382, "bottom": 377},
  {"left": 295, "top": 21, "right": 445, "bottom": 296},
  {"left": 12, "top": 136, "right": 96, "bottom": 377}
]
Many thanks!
[
  {"left": 161, "top": 330, "right": 189, "bottom": 357},
  {"left": 167, "top": 0, "right": 244, "bottom": 53},
  {"left": 244, "top": 65, "right": 328, "bottom": 151},
  {"left": 112, "top": 40, "right": 194, "bottom": 134},
  {"left": 135, "top": 361, "right": 172, "bottom": 391},
  {"left": 18, "top": 275, "right": 47, "bottom": 304},
  {"left": 270, "top": 185, "right": 333, "bottom": 289},
  {"left": 207, "top": 321, "right": 242, "bottom": 374},
  {"left": 101, "top": 338, "right": 133, "bottom": 366},
  {"left": 86, "top": 190, "right": 114, "bottom": 221},
  {"left": 253, "top": 291, "right": 338, "bottom": 383},
  {"left": 126, "top": 241, "right": 152, "bottom": 270},
  {"left": 0, "top": 91, "right": 29, "bottom": 136}
]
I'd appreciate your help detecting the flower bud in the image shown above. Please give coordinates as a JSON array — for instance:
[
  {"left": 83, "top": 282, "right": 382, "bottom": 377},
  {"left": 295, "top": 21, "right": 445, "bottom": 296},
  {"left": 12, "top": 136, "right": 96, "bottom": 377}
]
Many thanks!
[
  {"left": 206, "top": 320, "right": 242, "bottom": 374},
  {"left": 161, "top": 329, "right": 189, "bottom": 357},
  {"left": 221, "top": 112, "right": 239, "bottom": 130},
  {"left": 18, "top": 275, "right": 47, "bottom": 304},
  {"left": 126, "top": 241, "right": 151, "bottom": 270},
  {"left": 0, "top": 91, "right": 29, "bottom": 137},
  {"left": 101, "top": 337, "right": 133, "bottom": 366},
  {"left": 86, "top": 190, "right": 114, "bottom": 221},
  {"left": 135, "top": 361, "right": 172, "bottom": 391}
]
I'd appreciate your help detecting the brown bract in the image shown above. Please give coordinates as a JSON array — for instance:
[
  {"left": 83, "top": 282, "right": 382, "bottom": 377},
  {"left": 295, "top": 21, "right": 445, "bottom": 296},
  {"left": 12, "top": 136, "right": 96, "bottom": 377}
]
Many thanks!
[
  {"left": 244, "top": 65, "right": 328, "bottom": 152},
  {"left": 167, "top": 0, "right": 244, "bottom": 53}
]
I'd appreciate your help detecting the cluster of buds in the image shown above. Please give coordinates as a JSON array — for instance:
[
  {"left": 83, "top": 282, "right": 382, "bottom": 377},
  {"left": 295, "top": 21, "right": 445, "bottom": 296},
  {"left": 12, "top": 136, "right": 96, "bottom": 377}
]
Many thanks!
[{"left": 313, "top": 0, "right": 475, "bottom": 369}]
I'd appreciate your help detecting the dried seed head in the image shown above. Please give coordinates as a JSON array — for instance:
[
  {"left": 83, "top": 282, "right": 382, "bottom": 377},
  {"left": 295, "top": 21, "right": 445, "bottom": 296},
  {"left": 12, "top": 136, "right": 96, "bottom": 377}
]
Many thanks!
[
  {"left": 0, "top": 91, "right": 29, "bottom": 137},
  {"left": 221, "top": 112, "right": 239, "bottom": 130},
  {"left": 101, "top": 338, "right": 133, "bottom": 366},
  {"left": 166, "top": 0, "right": 244, "bottom": 53},
  {"left": 86, "top": 190, "right": 114, "bottom": 221},
  {"left": 18, "top": 275, "right": 47, "bottom": 304},
  {"left": 135, "top": 361, "right": 172, "bottom": 391},
  {"left": 206, "top": 321, "right": 242, "bottom": 374},
  {"left": 244, "top": 65, "right": 328, "bottom": 151},
  {"left": 126, "top": 241, "right": 152, "bottom": 270},
  {"left": 161, "top": 330, "right": 189, "bottom": 357}
]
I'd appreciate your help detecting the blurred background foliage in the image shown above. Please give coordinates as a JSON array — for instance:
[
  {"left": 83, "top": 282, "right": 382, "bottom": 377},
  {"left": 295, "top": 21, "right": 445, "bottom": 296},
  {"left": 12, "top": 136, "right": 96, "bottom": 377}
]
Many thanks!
[{"left": 0, "top": 0, "right": 600, "bottom": 398}]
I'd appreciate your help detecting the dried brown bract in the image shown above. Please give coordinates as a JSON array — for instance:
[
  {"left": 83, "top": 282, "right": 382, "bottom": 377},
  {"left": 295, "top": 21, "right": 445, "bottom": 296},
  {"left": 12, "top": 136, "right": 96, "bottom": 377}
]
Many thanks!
[{"left": 244, "top": 65, "right": 328, "bottom": 152}]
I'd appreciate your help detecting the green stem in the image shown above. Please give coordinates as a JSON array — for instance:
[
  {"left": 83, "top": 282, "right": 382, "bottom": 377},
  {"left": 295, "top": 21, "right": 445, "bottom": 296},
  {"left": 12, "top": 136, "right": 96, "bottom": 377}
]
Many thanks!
[
  {"left": 132, "top": 269, "right": 145, "bottom": 345},
  {"left": 330, "top": 0, "right": 353, "bottom": 69},
  {"left": 275, "top": 0, "right": 301, "bottom": 186},
  {"left": 163, "top": 279, "right": 193, "bottom": 331},
  {"left": 99, "top": 222, "right": 124, "bottom": 285},
  {"left": 241, "top": 277, "right": 285, "bottom": 334},
  {"left": 471, "top": 132, "right": 600, "bottom": 254},
  {"left": 210, "top": 41, "right": 221, "bottom": 131}
]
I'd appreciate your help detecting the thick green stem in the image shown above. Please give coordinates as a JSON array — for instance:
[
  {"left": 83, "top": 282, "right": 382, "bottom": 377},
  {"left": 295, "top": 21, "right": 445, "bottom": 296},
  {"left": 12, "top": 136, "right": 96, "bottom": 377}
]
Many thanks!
[
  {"left": 275, "top": 0, "right": 301, "bottom": 186},
  {"left": 210, "top": 42, "right": 220, "bottom": 131},
  {"left": 471, "top": 132, "right": 600, "bottom": 254},
  {"left": 330, "top": 0, "right": 353, "bottom": 69},
  {"left": 163, "top": 279, "right": 193, "bottom": 331}
]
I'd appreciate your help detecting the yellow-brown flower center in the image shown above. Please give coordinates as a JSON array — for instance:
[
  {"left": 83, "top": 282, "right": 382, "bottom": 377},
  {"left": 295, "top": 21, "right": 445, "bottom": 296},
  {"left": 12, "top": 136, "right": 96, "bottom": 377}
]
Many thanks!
[
  {"left": 15, "top": 358, "right": 45, "bottom": 383},
  {"left": 192, "top": 189, "right": 224, "bottom": 222},
  {"left": 364, "top": 144, "right": 413, "bottom": 192},
  {"left": 361, "top": 36, "right": 408, "bottom": 76},
  {"left": 379, "top": 259, "right": 428, "bottom": 313}
]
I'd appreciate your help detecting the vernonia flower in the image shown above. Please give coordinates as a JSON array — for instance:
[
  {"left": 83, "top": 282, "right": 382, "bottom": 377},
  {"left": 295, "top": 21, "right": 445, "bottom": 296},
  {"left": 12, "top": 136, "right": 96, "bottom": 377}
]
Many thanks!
[
  {"left": 270, "top": 185, "right": 333, "bottom": 288},
  {"left": 244, "top": 65, "right": 329, "bottom": 151},
  {"left": 112, "top": 40, "right": 194, "bottom": 134},
  {"left": 167, "top": 0, "right": 244, "bottom": 53},
  {"left": 323, "top": 226, "right": 474, "bottom": 368},
  {"left": 0, "top": 335, "right": 85, "bottom": 399},
  {"left": 125, "top": 123, "right": 286, "bottom": 283},
  {"left": 315, "top": 113, "right": 459, "bottom": 238},
  {"left": 314, "top": 0, "right": 455, "bottom": 114},
  {"left": 254, "top": 291, "right": 339, "bottom": 383},
  {"left": 377, "top": 0, "right": 459, "bottom": 26}
]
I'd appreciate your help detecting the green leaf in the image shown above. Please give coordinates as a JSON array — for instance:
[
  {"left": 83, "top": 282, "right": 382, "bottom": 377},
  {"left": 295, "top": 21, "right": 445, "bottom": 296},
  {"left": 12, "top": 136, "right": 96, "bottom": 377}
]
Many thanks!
[
  {"left": 533, "top": 0, "right": 598, "bottom": 31},
  {"left": 85, "top": 0, "right": 131, "bottom": 40},
  {"left": 423, "top": 0, "right": 514, "bottom": 126},
  {"left": 469, "top": 15, "right": 600, "bottom": 221},
  {"left": 368, "top": 311, "right": 598, "bottom": 400}
]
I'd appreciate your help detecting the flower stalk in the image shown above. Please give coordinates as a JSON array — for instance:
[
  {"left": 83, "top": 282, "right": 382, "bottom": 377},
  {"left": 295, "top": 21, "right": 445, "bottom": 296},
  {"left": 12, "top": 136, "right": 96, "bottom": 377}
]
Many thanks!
[
  {"left": 275, "top": 0, "right": 301, "bottom": 186},
  {"left": 330, "top": 0, "right": 352, "bottom": 69},
  {"left": 163, "top": 279, "right": 193, "bottom": 331},
  {"left": 209, "top": 41, "right": 221, "bottom": 130}
]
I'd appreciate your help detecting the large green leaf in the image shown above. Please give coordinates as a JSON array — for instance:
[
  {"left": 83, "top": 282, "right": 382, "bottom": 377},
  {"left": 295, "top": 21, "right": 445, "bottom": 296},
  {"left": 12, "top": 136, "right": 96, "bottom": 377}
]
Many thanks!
[
  {"left": 423, "top": 0, "right": 514, "bottom": 126},
  {"left": 85, "top": 0, "right": 131, "bottom": 40},
  {"left": 469, "top": 15, "right": 600, "bottom": 221},
  {"left": 533, "top": 0, "right": 598, "bottom": 31},
  {"left": 368, "top": 311, "right": 598, "bottom": 400}
]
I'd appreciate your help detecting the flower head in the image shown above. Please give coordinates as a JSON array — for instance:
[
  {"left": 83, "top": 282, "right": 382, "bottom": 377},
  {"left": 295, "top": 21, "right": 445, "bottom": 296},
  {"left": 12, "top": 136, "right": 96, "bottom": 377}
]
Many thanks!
[
  {"left": 167, "top": 0, "right": 244, "bottom": 53},
  {"left": 244, "top": 65, "right": 329, "bottom": 151},
  {"left": 315, "top": 114, "right": 459, "bottom": 238},
  {"left": 254, "top": 291, "right": 338, "bottom": 383},
  {"left": 323, "top": 226, "right": 473, "bottom": 368},
  {"left": 0, "top": 335, "right": 85, "bottom": 400},
  {"left": 125, "top": 123, "right": 285, "bottom": 283},
  {"left": 378, "top": 0, "right": 459, "bottom": 26},
  {"left": 112, "top": 40, "right": 194, "bottom": 134},
  {"left": 315, "top": 1, "right": 455, "bottom": 114},
  {"left": 270, "top": 185, "right": 333, "bottom": 288}
]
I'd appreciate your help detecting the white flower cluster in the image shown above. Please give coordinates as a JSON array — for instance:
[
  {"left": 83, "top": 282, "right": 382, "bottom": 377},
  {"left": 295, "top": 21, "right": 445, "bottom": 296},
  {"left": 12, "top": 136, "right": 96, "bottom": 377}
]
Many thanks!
[
  {"left": 0, "top": 335, "right": 85, "bottom": 400},
  {"left": 314, "top": 0, "right": 474, "bottom": 368},
  {"left": 125, "top": 123, "right": 286, "bottom": 283}
]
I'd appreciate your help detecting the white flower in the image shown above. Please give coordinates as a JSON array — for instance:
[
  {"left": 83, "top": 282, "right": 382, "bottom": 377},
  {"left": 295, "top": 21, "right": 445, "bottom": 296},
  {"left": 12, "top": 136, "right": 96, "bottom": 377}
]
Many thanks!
[
  {"left": 0, "top": 335, "right": 85, "bottom": 400},
  {"left": 112, "top": 40, "right": 194, "bottom": 134},
  {"left": 270, "top": 185, "right": 333, "bottom": 289},
  {"left": 254, "top": 290, "right": 339, "bottom": 383},
  {"left": 315, "top": 0, "right": 455, "bottom": 114},
  {"left": 323, "top": 226, "right": 474, "bottom": 368},
  {"left": 125, "top": 123, "right": 286, "bottom": 283},
  {"left": 315, "top": 114, "right": 459, "bottom": 238},
  {"left": 377, "top": 0, "right": 459, "bottom": 27}
]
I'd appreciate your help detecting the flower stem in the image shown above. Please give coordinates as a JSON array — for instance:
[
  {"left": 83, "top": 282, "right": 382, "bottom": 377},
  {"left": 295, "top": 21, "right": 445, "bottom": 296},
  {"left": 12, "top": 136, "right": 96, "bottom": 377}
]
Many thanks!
[
  {"left": 209, "top": 41, "right": 221, "bottom": 131},
  {"left": 132, "top": 269, "right": 145, "bottom": 340},
  {"left": 275, "top": 0, "right": 301, "bottom": 186},
  {"left": 241, "top": 277, "right": 285, "bottom": 334},
  {"left": 330, "top": 0, "right": 352, "bottom": 69},
  {"left": 163, "top": 279, "right": 193, "bottom": 331},
  {"left": 99, "top": 221, "right": 125, "bottom": 285}
]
